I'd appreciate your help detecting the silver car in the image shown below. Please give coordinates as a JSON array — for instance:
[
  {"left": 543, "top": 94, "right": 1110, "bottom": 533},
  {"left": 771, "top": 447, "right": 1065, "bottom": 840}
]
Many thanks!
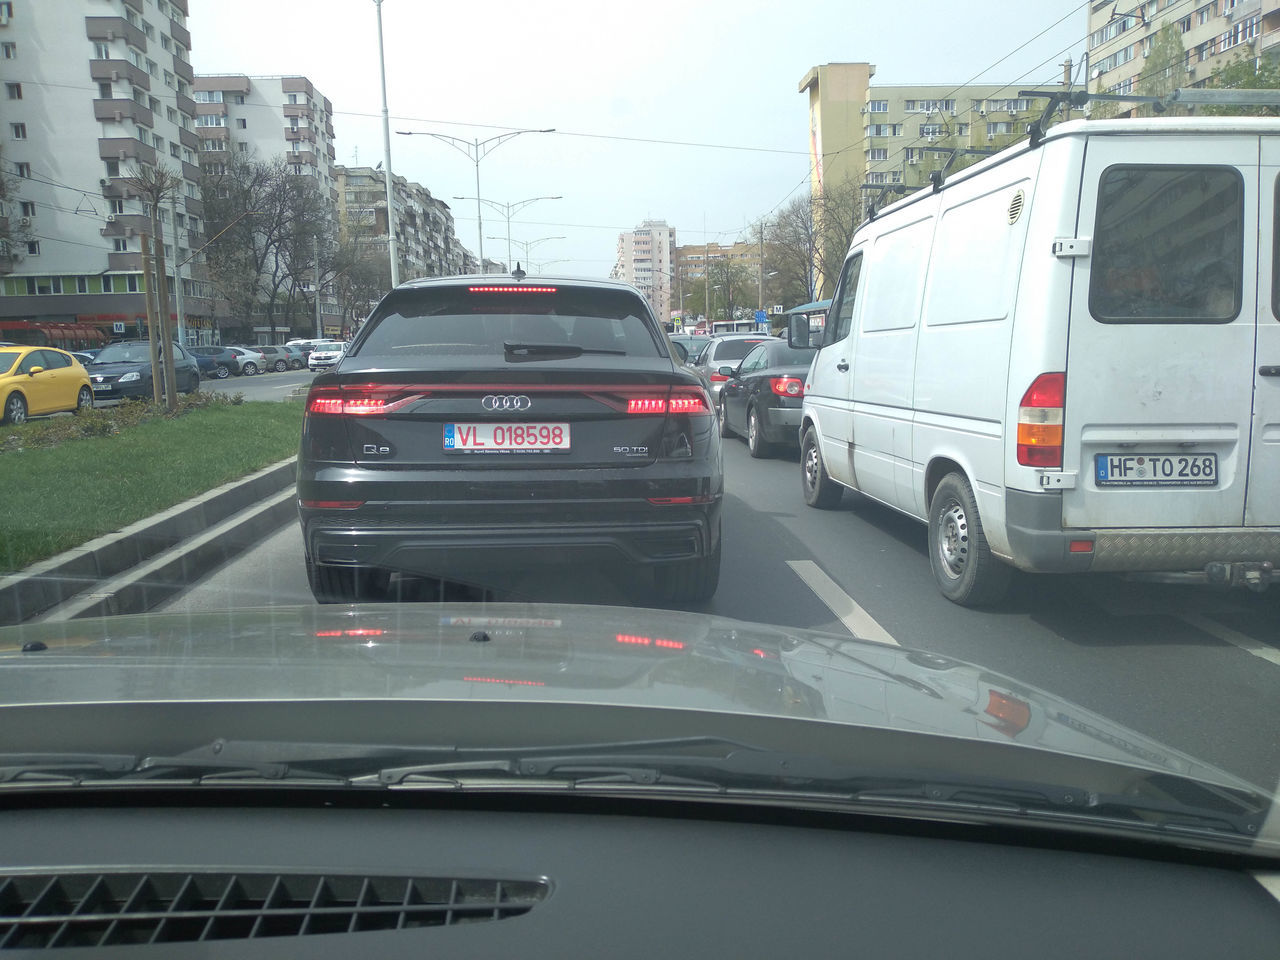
[{"left": 689, "top": 334, "right": 779, "bottom": 402}]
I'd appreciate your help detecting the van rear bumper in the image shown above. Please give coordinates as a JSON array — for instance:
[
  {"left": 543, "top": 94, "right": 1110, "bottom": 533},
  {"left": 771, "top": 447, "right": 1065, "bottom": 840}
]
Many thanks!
[{"left": 1004, "top": 489, "right": 1280, "bottom": 573}]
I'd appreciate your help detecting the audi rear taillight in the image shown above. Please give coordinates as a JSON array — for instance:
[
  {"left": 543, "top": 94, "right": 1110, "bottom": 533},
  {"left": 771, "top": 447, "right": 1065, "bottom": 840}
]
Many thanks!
[
  {"left": 770, "top": 377, "right": 804, "bottom": 397},
  {"left": 624, "top": 386, "right": 712, "bottom": 417},
  {"left": 1016, "top": 372, "right": 1065, "bottom": 468},
  {"left": 306, "top": 385, "right": 426, "bottom": 417}
]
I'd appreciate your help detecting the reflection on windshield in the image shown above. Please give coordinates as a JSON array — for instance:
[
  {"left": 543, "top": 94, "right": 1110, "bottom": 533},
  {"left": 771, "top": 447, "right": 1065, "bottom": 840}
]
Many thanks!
[{"left": 93, "top": 345, "right": 151, "bottom": 364}]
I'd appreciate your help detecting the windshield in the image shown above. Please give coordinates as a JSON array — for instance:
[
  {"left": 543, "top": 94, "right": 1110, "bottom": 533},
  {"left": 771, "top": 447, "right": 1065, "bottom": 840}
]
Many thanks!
[
  {"left": 92, "top": 344, "right": 151, "bottom": 364},
  {"left": 1, "top": 0, "right": 1277, "bottom": 871}
]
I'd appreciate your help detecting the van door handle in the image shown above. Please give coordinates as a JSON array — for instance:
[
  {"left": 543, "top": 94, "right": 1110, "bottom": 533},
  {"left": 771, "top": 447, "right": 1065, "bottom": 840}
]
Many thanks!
[
  {"left": 1260, "top": 365, "right": 1280, "bottom": 377},
  {"left": 836, "top": 360, "right": 850, "bottom": 372}
]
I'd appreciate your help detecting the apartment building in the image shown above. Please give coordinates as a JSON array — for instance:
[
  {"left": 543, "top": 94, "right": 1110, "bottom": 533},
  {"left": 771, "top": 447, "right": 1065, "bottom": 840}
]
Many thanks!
[
  {"left": 0, "top": 0, "right": 215, "bottom": 345},
  {"left": 674, "top": 240, "right": 761, "bottom": 282},
  {"left": 1086, "top": 0, "right": 1280, "bottom": 99},
  {"left": 611, "top": 219, "right": 676, "bottom": 320},
  {"left": 192, "top": 74, "right": 338, "bottom": 207},
  {"left": 334, "top": 165, "right": 471, "bottom": 280}
]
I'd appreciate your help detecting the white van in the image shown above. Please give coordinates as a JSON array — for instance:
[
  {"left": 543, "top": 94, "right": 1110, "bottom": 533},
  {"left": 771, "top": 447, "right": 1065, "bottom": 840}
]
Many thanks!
[{"left": 795, "top": 117, "right": 1280, "bottom": 606}]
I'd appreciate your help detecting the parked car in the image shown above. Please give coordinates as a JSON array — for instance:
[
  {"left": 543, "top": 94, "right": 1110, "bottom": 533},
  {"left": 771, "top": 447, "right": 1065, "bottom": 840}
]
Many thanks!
[
  {"left": 306, "top": 340, "right": 346, "bottom": 371},
  {"left": 187, "top": 346, "right": 237, "bottom": 379},
  {"left": 794, "top": 116, "right": 1280, "bottom": 607},
  {"left": 688, "top": 333, "right": 778, "bottom": 403},
  {"left": 0, "top": 345, "right": 94, "bottom": 425},
  {"left": 255, "top": 346, "right": 292, "bottom": 373},
  {"left": 282, "top": 345, "right": 307, "bottom": 370},
  {"left": 223, "top": 347, "right": 267, "bottom": 376},
  {"left": 298, "top": 275, "right": 722, "bottom": 604},
  {"left": 85, "top": 341, "right": 200, "bottom": 402},
  {"left": 717, "top": 339, "right": 817, "bottom": 458},
  {"left": 69, "top": 352, "right": 97, "bottom": 367}
]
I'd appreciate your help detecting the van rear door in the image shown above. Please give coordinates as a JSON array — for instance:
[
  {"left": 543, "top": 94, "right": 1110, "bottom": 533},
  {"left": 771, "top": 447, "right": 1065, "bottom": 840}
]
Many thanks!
[
  {"left": 1248, "top": 139, "right": 1280, "bottom": 526},
  {"left": 1060, "top": 135, "right": 1258, "bottom": 529}
]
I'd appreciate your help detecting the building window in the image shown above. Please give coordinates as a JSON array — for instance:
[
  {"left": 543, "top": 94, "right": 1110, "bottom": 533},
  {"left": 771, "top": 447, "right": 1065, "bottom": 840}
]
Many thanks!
[
  {"left": 25, "top": 241, "right": 39, "bottom": 256},
  {"left": 10, "top": 122, "right": 25, "bottom": 139},
  {"left": 163, "top": 70, "right": 174, "bottom": 87},
  {"left": 920, "top": 123, "right": 947, "bottom": 138},
  {"left": 14, "top": 162, "right": 30, "bottom": 178},
  {"left": 288, "top": 94, "right": 298, "bottom": 104},
  {"left": 113, "top": 238, "right": 128, "bottom": 252},
  {"left": 868, "top": 99, "right": 888, "bottom": 113},
  {"left": 104, "top": 159, "right": 120, "bottom": 177},
  {"left": 1179, "top": 15, "right": 1192, "bottom": 32},
  {"left": 127, "top": 275, "right": 140, "bottom": 292},
  {"left": 93, "top": 41, "right": 111, "bottom": 60},
  {"left": 194, "top": 90, "right": 223, "bottom": 103},
  {"left": 889, "top": 170, "right": 902, "bottom": 183},
  {"left": 237, "top": 118, "right": 247, "bottom": 128},
  {"left": 161, "top": 34, "right": 171, "bottom": 50},
  {"left": 24, "top": 278, "right": 35, "bottom": 295},
  {"left": 234, "top": 94, "right": 245, "bottom": 104},
  {"left": 77, "top": 277, "right": 88, "bottom": 294},
  {"left": 110, "top": 199, "right": 125, "bottom": 214},
  {"left": 237, "top": 142, "right": 248, "bottom": 152},
  {"left": 170, "top": 144, "right": 181, "bottom": 158},
  {"left": 98, "top": 82, "right": 113, "bottom": 98},
  {"left": 5, "top": 82, "right": 21, "bottom": 100},
  {"left": 19, "top": 201, "right": 34, "bottom": 216},
  {"left": 195, "top": 115, "right": 225, "bottom": 127},
  {"left": 0, "top": 3, "right": 12, "bottom": 18},
  {"left": 868, "top": 147, "right": 888, "bottom": 160},
  {"left": 867, "top": 172, "right": 887, "bottom": 185},
  {"left": 0, "top": 42, "right": 15, "bottom": 59},
  {"left": 147, "top": 58, "right": 158, "bottom": 77}
]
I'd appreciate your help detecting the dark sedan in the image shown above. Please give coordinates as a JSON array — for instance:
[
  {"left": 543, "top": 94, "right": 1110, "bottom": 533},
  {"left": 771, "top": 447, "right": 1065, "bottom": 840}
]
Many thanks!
[
  {"left": 188, "top": 346, "right": 237, "bottom": 379},
  {"left": 85, "top": 341, "right": 201, "bottom": 401},
  {"left": 298, "top": 275, "right": 723, "bottom": 605},
  {"left": 717, "top": 339, "right": 816, "bottom": 458}
]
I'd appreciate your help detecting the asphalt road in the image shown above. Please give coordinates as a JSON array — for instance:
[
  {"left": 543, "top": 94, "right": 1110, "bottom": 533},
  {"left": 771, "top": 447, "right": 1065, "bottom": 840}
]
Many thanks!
[
  {"left": 201, "top": 367, "right": 316, "bottom": 402},
  {"left": 162, "top": 431, "right": 1280, "bottom": 791}
]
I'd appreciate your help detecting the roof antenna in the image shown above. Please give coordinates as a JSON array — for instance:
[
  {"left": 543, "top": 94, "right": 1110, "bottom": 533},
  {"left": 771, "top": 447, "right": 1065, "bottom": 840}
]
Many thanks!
[{"left": 512, "top": 262, "right": 526, "bottom": 281}]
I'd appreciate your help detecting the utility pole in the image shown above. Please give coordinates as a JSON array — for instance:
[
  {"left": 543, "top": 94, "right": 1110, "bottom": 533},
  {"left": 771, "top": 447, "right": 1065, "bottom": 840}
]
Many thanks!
[
  {"left": 757, "top": 223, "right": 764, "bottom": 311},
  {"left": 374, "top": 0, "right": 399, "bottom": 287},
  {"left": 474, "top": 146, "right": 484, "bottom": 273},
  {"left": 141, "top": 233, "right": 162, "bottom": 405},
  {"left": 314, "top": 235, "right": 323, "bottom": 338},
  {"left": 171, "top": 195, "right": 186, "bottom": 347},
  {"left": 152, "top": 218, "right": 177, "bottom": 412}
]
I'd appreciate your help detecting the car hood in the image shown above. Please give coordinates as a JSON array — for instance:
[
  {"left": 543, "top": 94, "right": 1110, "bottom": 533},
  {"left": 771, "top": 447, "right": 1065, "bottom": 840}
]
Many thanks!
[
  {"left": 86, "top": 361, "right": 151, "bottom": 378},
  {"left": 0, "top": 602, "right": 1266, "bottom": 799}
]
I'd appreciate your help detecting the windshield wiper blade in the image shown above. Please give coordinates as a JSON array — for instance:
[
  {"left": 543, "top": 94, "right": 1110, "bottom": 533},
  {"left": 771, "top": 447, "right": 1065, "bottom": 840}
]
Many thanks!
[{"left": 504, "top": 341, "right": 626, "bottom": 361}]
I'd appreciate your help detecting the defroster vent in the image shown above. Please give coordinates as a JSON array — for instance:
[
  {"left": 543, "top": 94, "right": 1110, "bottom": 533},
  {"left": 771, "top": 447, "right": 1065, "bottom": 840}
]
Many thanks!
[{"left": 0, "top": 872, "right": 548, "bottom": 949}]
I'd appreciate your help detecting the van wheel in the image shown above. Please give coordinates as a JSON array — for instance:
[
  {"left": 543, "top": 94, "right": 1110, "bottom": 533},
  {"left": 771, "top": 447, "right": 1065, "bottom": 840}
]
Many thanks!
[
  {"left": 801, "top": 426, "right": 842, "bottom": 509},
  {"left": 928, "top": 472, "right": 1011, "bottom": 607}
]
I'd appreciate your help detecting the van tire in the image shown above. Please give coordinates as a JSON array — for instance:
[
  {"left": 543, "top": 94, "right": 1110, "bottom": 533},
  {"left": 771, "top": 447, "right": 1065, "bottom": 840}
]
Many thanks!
[
  {"left": 928, "top": 472, "right": 1011, "bottom": 607},
  {"left": 801, "top": 426, "right": 843, "bottom": 509}
]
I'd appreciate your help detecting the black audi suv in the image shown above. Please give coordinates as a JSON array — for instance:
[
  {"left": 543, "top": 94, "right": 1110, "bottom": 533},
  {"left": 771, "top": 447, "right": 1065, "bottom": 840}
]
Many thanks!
[{"left": 297, "top": 274, "right": 723, "bottom": 604}]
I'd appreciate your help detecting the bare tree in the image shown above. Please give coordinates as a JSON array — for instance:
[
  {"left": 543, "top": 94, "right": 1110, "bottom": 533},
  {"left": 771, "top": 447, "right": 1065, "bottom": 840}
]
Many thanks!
[
  {"left": 0, "top": 147, "right": 33, "bottom": 274},
  {"left": 126, "top": 162, "right": 184, "bottom": 411},
  {"left": 767, "top": 176, "right": 864, "bottom": 303}
]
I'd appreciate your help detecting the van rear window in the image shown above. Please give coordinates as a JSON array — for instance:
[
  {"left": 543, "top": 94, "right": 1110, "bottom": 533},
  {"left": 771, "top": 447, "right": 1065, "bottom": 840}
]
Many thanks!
[{"left": 1089, "top": 165, "right": 1243, "bottom": 324}]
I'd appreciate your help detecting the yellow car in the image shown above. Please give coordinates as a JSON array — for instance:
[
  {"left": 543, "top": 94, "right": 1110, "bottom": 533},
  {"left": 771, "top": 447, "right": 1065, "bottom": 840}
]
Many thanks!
[{"left": 0, "top": 345, "right": 94, "bottom": 425}]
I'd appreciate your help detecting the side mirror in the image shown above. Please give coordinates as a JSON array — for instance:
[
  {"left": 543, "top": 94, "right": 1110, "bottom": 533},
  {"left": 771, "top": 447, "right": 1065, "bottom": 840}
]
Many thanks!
[
  {"left": 787, "top": 314, "right": 813, "bottom": 349},
  {"left": 718, "top": 365, "right": 736, "bottom": 378},
  {"left": 28, "top": 366, "right": 44, "bottom": 376},
  {"left": 671, "top": 341, "right": 688, "bottom": 362}
]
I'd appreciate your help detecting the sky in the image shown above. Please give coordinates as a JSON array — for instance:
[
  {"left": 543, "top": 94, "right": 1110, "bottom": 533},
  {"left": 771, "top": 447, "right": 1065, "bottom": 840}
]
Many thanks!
[{"left": 187, "top": 0, "right": 1094, "bottom": 277}]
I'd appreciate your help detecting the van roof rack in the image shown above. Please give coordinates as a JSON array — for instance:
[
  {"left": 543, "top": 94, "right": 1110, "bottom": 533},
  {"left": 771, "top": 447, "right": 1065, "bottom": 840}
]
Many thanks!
[
  {"left": 1017, "top": 87, "right": 1280, "bottom": 147},
  {"left": 860, "top": 183, "right": 907, "bottom": 220}
]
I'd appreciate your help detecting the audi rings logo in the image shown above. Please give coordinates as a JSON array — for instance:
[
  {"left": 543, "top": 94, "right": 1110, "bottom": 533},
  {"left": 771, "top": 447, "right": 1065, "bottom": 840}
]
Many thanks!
[{"left": 482, "top": 394, "right": 532, "bottom": 411}]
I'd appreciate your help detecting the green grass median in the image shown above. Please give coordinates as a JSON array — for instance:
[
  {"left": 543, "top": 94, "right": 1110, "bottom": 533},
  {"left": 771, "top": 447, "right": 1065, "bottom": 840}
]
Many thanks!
[{"left": 0, "top": 396, "right": 303, "bottom": 574}]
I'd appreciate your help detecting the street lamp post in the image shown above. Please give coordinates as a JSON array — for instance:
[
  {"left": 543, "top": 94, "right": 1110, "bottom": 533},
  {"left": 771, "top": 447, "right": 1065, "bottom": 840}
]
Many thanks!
[
  {"left": 460, "top": 195, "right": 561, "bottom": 271},
  {"left": 396, "top": 128, "right": 555, "bottom": 274},
  {"left": 486, "top": 234, "right": 564, "bottom": 270},
  {"left": 372, "top": 0, "right": 399, "bottom": 287}
]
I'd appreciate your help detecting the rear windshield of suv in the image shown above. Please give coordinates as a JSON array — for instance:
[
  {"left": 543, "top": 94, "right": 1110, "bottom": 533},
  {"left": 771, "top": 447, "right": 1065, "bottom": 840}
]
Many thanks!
[
  {"left": 357, "top": 286, "right": 665, "bottom": 358},
  {"left": 711, "top": 339, "right": 769, "bottom": 362}
]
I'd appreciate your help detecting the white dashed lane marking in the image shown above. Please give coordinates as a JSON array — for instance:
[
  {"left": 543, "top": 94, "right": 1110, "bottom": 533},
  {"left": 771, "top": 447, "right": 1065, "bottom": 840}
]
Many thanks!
[{"left": 786, "top": 560, "right": 898, "bottom": 646}]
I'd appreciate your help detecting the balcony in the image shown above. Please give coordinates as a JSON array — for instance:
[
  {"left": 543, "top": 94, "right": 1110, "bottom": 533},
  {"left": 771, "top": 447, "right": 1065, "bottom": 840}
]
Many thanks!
[
  {"left": 325, "top": 121, "right": 335, "bottom": 138},
  {"left": 1259, "top": 24, "right": 1280, "bottom": 56},
  {"left": 109, "top": 252, "right": 144, "bottom": 272},
  {"left": 85, "top": 16, "right": 146, "bottom": 50},
  {"left": 289, "top": 151, "right": 317, "bottom": 166},
  {"left": 100, "top": 176, "right": 145, "bottom": 200},
  {"left": 181, "top": 160, "right": 201, "bottom": 183},
  {"left": 282, "top": 77, "right": 314, "bottom": 97},
  {"left": 93, "top": 98, "right": 153, "bottom": 127},
  {"left": 173, "top": 54, "right": 194, "bottom": 84},
  {"left": 90, "top": 59, "right": 150, "bottom": 92},
  {"left": 1227, "top": 0, "right": 1261, "bottom": 20},
  {"left": 184, "top": 196, "right": 204, "bottom": 217},
  {"left": 198, "top": 126, "right": 230, "bottom": 144},
  {"left": 100, "top": 214, "right": 149, "bottom": 238},
  {"left": 98, "top": 137, "right": 157, "bottom": 166},
  {"left": 195, "top": 101, "right": 227, "bottom": 118},
  {"left": 169, "top": 18, "right": 191, "bottom": 49},
  {"left": 176, "top": 93, "right": 197, "bottom": 117},
  {"left": 122, "top": 0, "right": 143, "bottom": 13},
  {"left": 284, "top": 126, "right": 316, "bottom": 143},
  {"left": 326, "top": 143, "right": 336, "bottom": 161},
  {"left": 283, "top": 103, "right": 315, "bottom": 119},
  {"left": 178, "top": 126, "right": 200, "bottom": 151}
]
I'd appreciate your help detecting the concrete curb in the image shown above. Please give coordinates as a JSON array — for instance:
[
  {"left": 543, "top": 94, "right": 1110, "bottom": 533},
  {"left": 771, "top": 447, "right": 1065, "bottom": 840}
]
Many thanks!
[{"left": 0, "top": 457, "right": 297, "bottom": 625}]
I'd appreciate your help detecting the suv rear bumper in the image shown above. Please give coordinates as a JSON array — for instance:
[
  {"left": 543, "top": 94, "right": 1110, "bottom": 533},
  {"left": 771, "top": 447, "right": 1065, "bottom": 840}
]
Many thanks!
[
  {"left": 1003, "top": 489, "right": 1280, "bottom": 573},
  {"left": 301, "top": 500, "right": 721, "bottom": 577}
]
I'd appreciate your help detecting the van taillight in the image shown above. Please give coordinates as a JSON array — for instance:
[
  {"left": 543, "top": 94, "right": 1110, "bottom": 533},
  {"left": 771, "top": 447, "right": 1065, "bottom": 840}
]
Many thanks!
[{"left": 1016, "top": 372, "right": 1065, "bottom": 468}]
